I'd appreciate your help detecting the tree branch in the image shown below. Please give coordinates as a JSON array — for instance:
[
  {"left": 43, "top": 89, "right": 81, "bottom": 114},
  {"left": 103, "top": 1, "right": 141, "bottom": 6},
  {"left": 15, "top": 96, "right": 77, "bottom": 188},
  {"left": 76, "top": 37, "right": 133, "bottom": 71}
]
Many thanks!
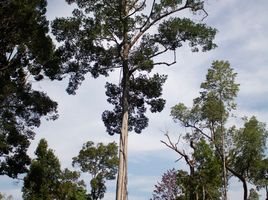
[
  {"left": 130, "top": 3, "right": 189, "bottom": 48},
  {"left": 161, "top": 133, "right": 194, "bottom": 168},
  {"left": 125, "top": 0, "right": 146, "bottom": 19}
]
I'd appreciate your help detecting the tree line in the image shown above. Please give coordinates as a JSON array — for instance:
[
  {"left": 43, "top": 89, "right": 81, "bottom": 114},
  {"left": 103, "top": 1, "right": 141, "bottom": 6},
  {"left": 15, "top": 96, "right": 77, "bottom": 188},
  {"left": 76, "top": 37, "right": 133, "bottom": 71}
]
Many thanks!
[
  {"left": 0, "top": 0, "right": 267, "bottom": 200},
  {"left": 152, "top": 61, "right": 268, "bottom": 200}
]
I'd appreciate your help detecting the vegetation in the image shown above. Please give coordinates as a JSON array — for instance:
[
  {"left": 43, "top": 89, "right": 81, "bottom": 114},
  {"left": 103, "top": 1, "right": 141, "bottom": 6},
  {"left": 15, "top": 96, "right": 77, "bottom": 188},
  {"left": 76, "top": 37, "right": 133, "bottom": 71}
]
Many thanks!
[
  {"left": 51, "top": 1, "right": 216, "bottom": 198},
  {"left": 22, "top": 139, "right": 87, "bottom": 200},
  {"left": 0, "top": 1, "right": 267, "bottom": 200},
  {"left": 0, "top": 0, "right": 58, "bottom": 178},
  {"left": 72, "top": 141, "right": 119, "bottom": 200},
  {"left": 162, "top": 60, "right": 268, "bottom": 200}
]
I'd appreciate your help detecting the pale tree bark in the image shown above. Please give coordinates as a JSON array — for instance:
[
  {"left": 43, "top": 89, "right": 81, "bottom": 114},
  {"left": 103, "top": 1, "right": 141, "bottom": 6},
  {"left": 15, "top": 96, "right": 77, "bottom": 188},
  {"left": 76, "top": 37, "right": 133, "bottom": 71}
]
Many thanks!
[{"left": 116, "top": 1, "right": 130, "bottom": 198}]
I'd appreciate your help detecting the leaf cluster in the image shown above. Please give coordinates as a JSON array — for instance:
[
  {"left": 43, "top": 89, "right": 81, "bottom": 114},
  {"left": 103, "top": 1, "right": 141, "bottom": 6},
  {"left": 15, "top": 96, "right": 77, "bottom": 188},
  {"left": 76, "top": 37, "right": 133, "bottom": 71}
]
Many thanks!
[
  {"left": 102, "top": 74, "right": 167, "bottom": 135},
  {"left": 72, "top": 141, "right": 119, "bottom": 200},
  {"left": 0, "top": 0, "right": 58, "bottom": 178}
]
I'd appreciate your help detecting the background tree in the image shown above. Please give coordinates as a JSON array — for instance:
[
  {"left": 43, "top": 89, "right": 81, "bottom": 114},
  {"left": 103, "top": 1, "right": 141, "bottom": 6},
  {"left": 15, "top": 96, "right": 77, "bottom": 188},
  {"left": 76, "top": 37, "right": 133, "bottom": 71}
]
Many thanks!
[
  {"left": 57, "top": 168, "right": 87, "bottom": 200},
  {"left": 0, "top": 0, "right": 59, "bottom": 178},
  {"left": 170, "top": 60, "right": 239, "bottom": 200},
  {"left": 228, "top": 116, "right": 268, "bottom": 200},
  {"left": 51, "top": 1, "right": 217, "bottom": 199},
  {"left": 72, "top": 141, "right": 119, "bottom": 200},
  {"left": 0, "top": 193, "right": 13, "bottom": 200},
  {"left": 22, "top": 138, "right": 62, "bottom": 199},
  {"left": 193, "top": 139, "right": 222, "bottom": 199},
  {"left": 150, "top": 168, "right": 186, "bottom": 200},
  {"left": 22, "top": 139, "right": 87, "bottom": 200},
  {"left": 253, "top": 158, "right": 268, "bottom": 200},
  {"left": 161, "top": 135, "right": 222, "bottom": 200}
]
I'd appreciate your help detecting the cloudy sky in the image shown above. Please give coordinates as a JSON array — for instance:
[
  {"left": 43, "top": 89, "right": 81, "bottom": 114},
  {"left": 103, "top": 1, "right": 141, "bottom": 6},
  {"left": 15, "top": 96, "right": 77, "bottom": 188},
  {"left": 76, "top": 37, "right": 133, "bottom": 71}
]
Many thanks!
[{"left": 1, "top": 0, "right": 268, "bottom": 199}]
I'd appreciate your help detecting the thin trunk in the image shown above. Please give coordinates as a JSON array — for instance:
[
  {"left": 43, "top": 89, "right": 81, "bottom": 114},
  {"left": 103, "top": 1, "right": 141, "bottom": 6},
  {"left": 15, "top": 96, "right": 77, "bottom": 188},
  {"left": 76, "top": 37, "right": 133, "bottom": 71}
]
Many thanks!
[
  {"left": 226, "top": 166, "right": 248, "bottom": 200},
  {"left": 202, "top": 186, "right": 205, "bottom": 200},
  {"left": 242, "top": 178, "right": 248, "bottom": 200},
  {"left": 189, "top": 165, "right": 195, "bottom": 200},
  {"left": 222, "top": 129, "right": 228, "bottom": 200}
]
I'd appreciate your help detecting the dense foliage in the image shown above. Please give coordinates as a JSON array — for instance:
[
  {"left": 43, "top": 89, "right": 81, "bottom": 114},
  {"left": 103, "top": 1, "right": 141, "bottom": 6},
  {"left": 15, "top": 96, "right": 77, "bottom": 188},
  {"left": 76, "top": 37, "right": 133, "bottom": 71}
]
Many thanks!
[
  {"left": 165, "top": 61, "right": 268, "bottom": 200},
  {"left": 22, "top": 139, "right": 87, "bottom": 200},
  {"left": 73, "top": 141, "right": 119, "bottom": 200},
  {"left": 0, "top": 0, "right": 58, "bottom": 178}
]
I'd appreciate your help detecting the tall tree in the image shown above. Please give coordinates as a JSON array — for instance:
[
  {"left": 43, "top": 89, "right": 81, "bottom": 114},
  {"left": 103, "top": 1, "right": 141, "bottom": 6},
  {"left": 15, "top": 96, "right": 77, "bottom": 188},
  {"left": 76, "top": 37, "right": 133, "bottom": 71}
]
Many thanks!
[
  {"left": 0, "top": 0, "right": 59, "bottom": 178},
  {"left": 72, "top": 141, "right": 119, "bottom": 200},
  {"left": 51, "top": 1, "right": 217, "bottom": 199},
  {"left": 170, "top": 60, "right": 239, "bottom": 199}
]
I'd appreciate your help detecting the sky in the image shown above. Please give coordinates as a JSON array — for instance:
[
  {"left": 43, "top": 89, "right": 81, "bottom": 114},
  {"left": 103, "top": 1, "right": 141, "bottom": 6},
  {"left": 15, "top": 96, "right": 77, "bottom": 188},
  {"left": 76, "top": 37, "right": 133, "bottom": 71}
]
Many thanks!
[{"left": 1, "top": 0, "right": 268, "bottom": 199}]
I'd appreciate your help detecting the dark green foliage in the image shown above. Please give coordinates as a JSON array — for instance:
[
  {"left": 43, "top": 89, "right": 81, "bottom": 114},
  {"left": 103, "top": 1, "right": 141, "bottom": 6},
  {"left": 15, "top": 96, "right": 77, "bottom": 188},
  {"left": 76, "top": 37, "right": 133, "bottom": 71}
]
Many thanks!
[
  {"left": 57, "top": 169, "right": 87, "bottom": 200},
  {"left": 72, "top": 141, "right": 119, "bottom": 200},
  {"left": 193, "top": 139, "right": 222, "bottom": 199},
  {"left": 51, "top": 0, "right": 217, "bottom": 135},
  {"left": 0, "top": 0, "right": 58, "bottom": 178},
  {"left": 102, "top": 74, "right": 167, "bottom": 135},
  {"left": 22, "top": 139, "right": 87, "bottom": 200},
  {"left": 230, "top": 116, "right": 268, "bottom": 182},
  {"left": 22, "top": 139, "right": 62, "bottom": 200}
]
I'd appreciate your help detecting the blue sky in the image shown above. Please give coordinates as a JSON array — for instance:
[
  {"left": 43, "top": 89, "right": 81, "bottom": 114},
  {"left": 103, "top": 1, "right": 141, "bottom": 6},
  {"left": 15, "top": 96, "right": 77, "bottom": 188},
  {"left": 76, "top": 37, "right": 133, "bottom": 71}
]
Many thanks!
[{"left": 1, "top": 0, "right": 268, "bottom": 199}]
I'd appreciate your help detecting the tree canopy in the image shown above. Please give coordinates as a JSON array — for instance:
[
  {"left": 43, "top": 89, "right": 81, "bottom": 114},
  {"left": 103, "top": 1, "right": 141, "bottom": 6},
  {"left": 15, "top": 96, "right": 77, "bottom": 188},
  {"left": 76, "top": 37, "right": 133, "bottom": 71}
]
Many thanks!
[
  {"left": 73, "top": 141, "right": 119, "bottom": 200},
  {"left": 0, "top": 0, "right": 58, "bottom": 178},
  {"left": 22, "top": 139, "right": 87, "bottom": 200},
  {"left": 51, "top": 1, "right": 217, "bottom": 199}
]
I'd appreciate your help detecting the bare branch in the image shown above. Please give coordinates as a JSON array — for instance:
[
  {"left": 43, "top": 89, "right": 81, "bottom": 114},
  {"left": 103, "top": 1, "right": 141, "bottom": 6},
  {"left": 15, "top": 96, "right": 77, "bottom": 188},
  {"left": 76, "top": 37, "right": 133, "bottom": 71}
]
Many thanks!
[
  {"left": 161, "top": 133, "right": 194, "bottom": 168},
  {"left": 153, "top": 61, "right": 176, "bottom": 66},
  {"left": 148, "top": 47, "right": 168, "bottom": 59},
  {"left": 185, "top": 122, "right": 212, "bottom": 141},
  {"left": 125, "top": 0, "right": 146, "bottom": 19},
  {"left": 153, "top": 50, "right": 177, "bottom": 66},
  {"left": 138, "top": 0, "right": 156, "bottom": 31}
]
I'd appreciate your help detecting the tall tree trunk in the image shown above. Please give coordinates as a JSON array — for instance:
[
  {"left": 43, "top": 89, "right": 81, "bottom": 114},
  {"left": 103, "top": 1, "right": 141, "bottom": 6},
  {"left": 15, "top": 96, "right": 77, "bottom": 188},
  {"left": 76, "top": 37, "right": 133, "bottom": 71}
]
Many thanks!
[
  {"left": 116, "top": 0, "right": 130, "bottom": 194},
  {"left": 116, "top": 63, "right": 129, "bottom": 200}
]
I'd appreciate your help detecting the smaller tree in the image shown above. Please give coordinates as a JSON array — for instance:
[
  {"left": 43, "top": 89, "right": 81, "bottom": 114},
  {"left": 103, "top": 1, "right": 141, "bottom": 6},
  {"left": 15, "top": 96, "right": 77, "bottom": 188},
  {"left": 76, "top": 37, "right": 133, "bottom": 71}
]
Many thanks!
[
  {"left": 22, "top": 139, "right": 87, "bottom": 200},
  {"left": 150, "top": 168, "right": 187, "bottom": 200},
  {"left": 229, "top": 116, "right": 268, "bottom": 200},
  {"left": 72, "top": 141, "right": 119, "bottom": 200},
  {"left": 193, "top": 139, "right": 222, "bottom": 199},
  {"left": 22, "top": 138, "right": 62, "bottom": 200}
]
